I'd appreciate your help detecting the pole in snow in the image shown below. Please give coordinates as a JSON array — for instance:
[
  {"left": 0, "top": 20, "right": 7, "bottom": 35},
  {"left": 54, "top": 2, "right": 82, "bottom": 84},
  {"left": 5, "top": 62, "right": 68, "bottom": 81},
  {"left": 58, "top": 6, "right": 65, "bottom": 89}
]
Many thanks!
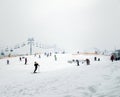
[{"left": 28, "top": 38, "right": 34, "bottom": 55}]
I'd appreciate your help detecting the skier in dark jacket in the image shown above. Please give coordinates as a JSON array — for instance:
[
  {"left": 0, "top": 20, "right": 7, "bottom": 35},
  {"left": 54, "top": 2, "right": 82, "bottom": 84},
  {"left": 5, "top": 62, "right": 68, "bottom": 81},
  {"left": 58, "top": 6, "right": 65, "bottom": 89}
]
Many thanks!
[
  {"left": 7, "top": 60, "right": 9, "bottom": 64},
  {"left": 98, "top": 58, "right": 100, "bottom": 61},
  {"left": 19, "top": 57, "right": 22, "bottom": 61},
  {"left": 86, "top": 58, "right": 90, "bottom": 65},
  {"left": 25, "top": 58, "right": 27, "bottom": 64},
  {"left": 110, "top": 55, "right": 114, "bottom": 62},
  {"left": 94, "top": 57, "right": 97, "bottom": 61},
  {"left": 34, "top": 61, "right": 39, "bottom": 73},
  {"left": 76, "top": 59, "right": 79, "bottom": 66}
]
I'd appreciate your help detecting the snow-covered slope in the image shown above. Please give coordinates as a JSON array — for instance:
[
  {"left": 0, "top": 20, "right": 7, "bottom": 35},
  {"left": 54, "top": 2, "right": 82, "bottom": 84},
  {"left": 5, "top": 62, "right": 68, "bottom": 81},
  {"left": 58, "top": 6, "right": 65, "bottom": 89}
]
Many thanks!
[{"left": 0, "top": 54, "right": 120, "bottom": 97}]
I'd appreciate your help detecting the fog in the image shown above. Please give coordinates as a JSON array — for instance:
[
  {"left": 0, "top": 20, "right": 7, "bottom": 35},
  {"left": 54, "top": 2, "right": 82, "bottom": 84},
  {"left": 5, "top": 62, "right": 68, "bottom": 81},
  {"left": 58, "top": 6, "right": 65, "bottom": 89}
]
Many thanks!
[{"left": 0, "top": 0, "right": 120, "bottom": 52}]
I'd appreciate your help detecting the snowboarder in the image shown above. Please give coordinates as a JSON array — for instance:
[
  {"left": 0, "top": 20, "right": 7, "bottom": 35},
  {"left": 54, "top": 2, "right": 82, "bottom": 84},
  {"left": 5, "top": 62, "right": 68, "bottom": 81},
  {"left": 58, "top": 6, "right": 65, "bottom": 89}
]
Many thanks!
[
  {"left": 25, "top": 57, "right": 27, "bottom": 64},
  {"left": 110, "top": 55, "right": 114, "bottom": 62},
  {"left": 86, "top": 58, "right": 90, "bottom": 65},
  {"left": 76, "top": 59, "right": 79, "bottom": 66},
  {"left": 33, "top": 61, "right": 39, "bottom": 73}
]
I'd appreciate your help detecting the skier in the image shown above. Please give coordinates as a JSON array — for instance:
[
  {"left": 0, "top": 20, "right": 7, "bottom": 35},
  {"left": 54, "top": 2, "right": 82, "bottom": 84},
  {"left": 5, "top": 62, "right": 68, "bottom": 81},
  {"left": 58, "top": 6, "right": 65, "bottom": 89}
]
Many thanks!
[
  {"left": 94, "top": 57, "right": 97, "bottom": 61},
  {"left": 39, "top": 55, "right": 41, "bottom": 58},
  {"left": 54, "top": 54, "right": 57, "bottom": 61},
  {"left": 98, "top": 58, "right": 100, "bottom": 61},
  {"left": 47, "top": 53, "right": 49, "bottom": 57},
  {"left": 7, "top": 60, "right": 9, "bottom": 64},
  {"left": 19, "top": 57, "right": 22, "bottom": 61},
  {"left": 86, "top": 58, "right": 90, "bottom": 65},
  {"left": 33, "top": 61, "right": 39, "bottom": 73},
  {"left": 25, "top": 57, "right": 27, "bottom": 64},
  {"left": 76, "top": 59, "right": 79, "bottom": 66},
  {"left": 110, "top": 55, "right": 114, "bottom": 62}
]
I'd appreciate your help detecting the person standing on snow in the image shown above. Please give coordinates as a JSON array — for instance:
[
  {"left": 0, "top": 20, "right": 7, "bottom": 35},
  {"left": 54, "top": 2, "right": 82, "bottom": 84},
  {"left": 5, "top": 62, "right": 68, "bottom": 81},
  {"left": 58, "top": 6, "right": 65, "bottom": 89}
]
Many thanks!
[
  {"left": 19, "top": 57, "right": 22, "bottom": 61},
  {"left": 86, "top": 58, "right": 90, "bottom": 65},
  {"left": 25, "top": 57, "right": 27, "bottom": 64},
  {"left": 33, "top": 61, "right": 39, "bottom": 73},
  {"left": 7, "top": 59, "right": 9, "bottom": 64},
  {"left": 110, "top": 55, "right": 114, "bottom": 62},
  {"left": 76, "top": 59, "right": 80, "bottom": 66},
  {"left": 94, "top": 57, "right": 97, "bottom": 61},
  {"left": 98, "top": 58, "right": 100, "bottom": 61},
  {"left": 54, "top": 54, "right": 57, "bottom": 61},
  {"left": 39, "top": 55, "right": 41, "bottom": 58}
]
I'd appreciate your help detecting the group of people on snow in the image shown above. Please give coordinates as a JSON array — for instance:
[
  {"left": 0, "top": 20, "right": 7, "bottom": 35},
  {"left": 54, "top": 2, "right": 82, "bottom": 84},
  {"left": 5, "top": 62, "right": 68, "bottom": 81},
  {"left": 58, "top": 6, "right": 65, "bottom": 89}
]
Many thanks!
[
  {"left": 5, "top": 53, "right": 117, "bottom": 74},
  {"left": 73, "top": 56, "right": 102, "bottom": 66},
  {"left": 19, "top": 57, "right": 28, "bottom": 64},
  {"left": 5, "top": 53, "right": 58, "bottom": 73},
  {"left": 75, "top": 58, "right": 90, "bottom": 66}
]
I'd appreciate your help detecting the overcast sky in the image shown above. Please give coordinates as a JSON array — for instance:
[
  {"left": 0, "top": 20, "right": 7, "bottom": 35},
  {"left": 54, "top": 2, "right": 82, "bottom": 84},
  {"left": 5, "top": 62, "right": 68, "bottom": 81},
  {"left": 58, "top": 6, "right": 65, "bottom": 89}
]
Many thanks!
[{"left": 0, "top": 0, "right": 120, "bottom": 52}]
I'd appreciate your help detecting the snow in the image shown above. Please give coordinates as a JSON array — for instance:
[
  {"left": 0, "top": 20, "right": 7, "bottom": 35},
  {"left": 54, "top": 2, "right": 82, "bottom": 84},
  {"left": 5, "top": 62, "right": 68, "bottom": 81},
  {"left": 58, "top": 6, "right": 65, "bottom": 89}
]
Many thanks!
[{"left": 0, "top": 54, "right": 120, "bottom": 97}]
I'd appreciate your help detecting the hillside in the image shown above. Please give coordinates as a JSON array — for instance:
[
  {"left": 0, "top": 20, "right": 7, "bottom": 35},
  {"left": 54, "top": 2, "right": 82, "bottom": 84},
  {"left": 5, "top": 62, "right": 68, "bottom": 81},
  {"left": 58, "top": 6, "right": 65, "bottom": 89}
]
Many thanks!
[{"left": 0, "top": 54, "right": 120, "bottom": 97}]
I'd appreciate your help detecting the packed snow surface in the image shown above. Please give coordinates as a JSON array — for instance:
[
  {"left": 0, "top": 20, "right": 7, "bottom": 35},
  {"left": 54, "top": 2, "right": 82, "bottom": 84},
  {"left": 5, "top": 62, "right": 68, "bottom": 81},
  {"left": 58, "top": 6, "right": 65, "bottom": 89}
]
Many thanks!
[{"left": 0, "top": 54, "right": 120, "bottom": 97}]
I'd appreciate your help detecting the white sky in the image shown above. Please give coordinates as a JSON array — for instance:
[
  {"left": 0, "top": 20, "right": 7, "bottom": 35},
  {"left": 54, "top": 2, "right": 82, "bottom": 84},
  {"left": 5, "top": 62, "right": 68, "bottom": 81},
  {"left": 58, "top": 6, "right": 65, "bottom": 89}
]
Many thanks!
[{"left": 0, "top": 0, "right": 120, "bottom": 52}]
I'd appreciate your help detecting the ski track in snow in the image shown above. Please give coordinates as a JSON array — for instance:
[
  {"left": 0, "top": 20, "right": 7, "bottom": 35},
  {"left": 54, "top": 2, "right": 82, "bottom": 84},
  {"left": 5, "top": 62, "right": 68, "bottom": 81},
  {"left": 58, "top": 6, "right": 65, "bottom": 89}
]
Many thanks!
[{"left": 0, "top": 54, "right": 120, "bottom": 97}]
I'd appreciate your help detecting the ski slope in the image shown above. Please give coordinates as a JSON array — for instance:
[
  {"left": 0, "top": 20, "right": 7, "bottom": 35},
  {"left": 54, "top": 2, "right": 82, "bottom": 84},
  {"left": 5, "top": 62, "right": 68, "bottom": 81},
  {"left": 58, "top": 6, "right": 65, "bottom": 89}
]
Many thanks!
[{"left": 0, "top": 54, "right": 120, "bottom": 97}]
